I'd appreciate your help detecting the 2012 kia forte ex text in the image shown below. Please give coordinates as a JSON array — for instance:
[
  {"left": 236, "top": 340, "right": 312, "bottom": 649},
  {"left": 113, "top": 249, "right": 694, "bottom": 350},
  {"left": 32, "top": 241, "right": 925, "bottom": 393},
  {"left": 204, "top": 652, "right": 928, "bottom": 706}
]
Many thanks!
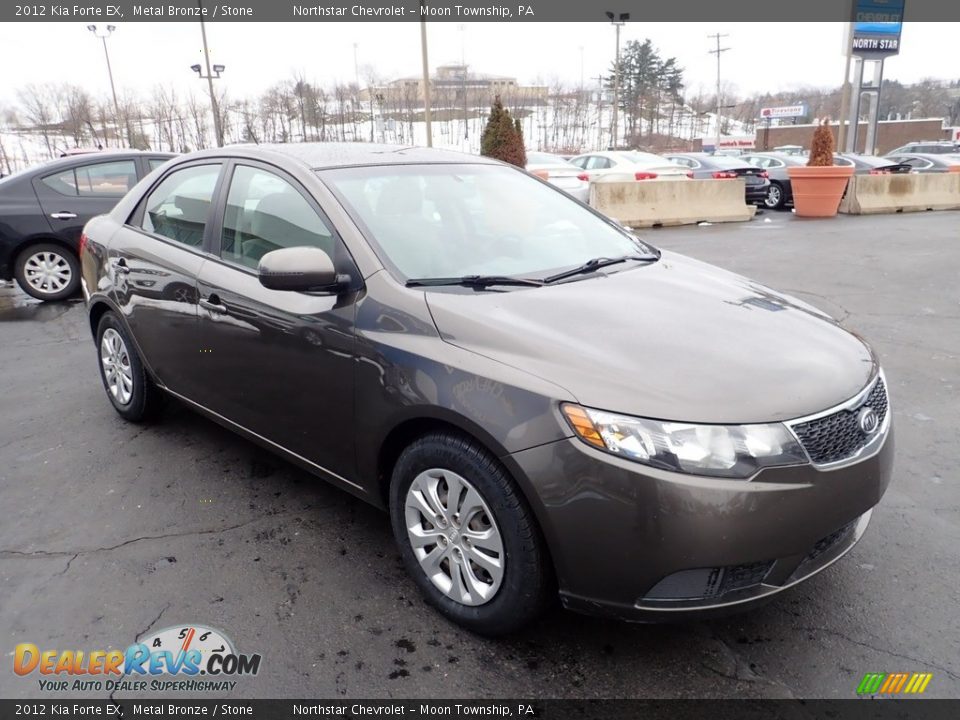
[{"left": 80, "top": 144, "right": 893, "bottom": 635}]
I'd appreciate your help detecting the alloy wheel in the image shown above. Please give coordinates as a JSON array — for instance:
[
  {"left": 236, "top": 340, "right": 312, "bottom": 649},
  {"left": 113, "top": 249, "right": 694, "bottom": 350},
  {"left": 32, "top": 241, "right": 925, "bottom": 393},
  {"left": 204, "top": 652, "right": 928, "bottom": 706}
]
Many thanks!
[
  {"left": 764, "top": 184, "right": 782, "bottom": 208},
  {"left": 404, "top": 468, "right": 505, "bottom": 606},
  {"left": 23, "top": 251, "right": 72, "bottom": 295},
  {"left": 100, "top": 328, "right": 134, "bottom": 406}
]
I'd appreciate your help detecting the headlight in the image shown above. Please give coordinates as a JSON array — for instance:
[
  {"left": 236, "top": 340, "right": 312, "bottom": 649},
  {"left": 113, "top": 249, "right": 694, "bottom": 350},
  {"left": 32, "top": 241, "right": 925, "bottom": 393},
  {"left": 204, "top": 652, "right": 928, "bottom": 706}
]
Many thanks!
[{"left": 561, "top": 404, "right": 808, "bottom": 479}]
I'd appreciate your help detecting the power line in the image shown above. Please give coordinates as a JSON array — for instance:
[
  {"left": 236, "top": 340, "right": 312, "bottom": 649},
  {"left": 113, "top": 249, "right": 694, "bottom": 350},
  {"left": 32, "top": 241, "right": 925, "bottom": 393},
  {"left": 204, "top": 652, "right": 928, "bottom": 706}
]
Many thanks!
[{"left": 707, "top": 32, "right": 730, "bottom": 152}]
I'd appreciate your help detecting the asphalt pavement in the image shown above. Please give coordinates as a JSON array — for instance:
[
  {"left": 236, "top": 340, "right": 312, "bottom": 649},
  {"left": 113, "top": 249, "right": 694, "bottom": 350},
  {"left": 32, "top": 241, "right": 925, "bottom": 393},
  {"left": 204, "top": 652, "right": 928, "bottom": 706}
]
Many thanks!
[{"left": 1, "top": 209, "right": 958, "bottom": 700}]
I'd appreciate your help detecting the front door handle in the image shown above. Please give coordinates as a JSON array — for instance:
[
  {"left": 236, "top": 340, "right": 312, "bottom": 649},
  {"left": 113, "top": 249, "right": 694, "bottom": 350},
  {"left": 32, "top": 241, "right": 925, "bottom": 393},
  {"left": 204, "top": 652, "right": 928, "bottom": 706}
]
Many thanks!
[
  {"left": 50, "top": 212, "right": 78, "bottom": 220},
  {"left": 112, "top": 258, "right": 130, "bottom": 275},
  {"left": 200, "top": 296, "right": 228, "bottom": 315}
]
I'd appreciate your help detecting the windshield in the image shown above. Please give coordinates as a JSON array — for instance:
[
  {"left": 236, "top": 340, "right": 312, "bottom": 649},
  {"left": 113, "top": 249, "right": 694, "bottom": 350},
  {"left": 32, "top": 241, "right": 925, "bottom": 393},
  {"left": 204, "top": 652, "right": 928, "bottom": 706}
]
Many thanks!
[{"left": 321, "top": 163, "right": 653, "bottom": 282}]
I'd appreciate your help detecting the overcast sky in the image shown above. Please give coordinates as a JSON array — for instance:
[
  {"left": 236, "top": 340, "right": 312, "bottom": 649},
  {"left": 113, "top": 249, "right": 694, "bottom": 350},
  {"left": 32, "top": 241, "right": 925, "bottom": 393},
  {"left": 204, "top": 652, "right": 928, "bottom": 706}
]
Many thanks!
[{"left": 0, "top": 22, "right": 956, "bottom": 108}]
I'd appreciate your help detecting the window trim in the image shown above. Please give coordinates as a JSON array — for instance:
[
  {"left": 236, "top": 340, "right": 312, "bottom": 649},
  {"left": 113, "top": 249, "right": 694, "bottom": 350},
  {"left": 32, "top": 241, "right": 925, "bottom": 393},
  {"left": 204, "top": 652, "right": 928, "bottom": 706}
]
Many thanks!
[{"left": 126, "top": 159, "right": 227, "bottom": 259}]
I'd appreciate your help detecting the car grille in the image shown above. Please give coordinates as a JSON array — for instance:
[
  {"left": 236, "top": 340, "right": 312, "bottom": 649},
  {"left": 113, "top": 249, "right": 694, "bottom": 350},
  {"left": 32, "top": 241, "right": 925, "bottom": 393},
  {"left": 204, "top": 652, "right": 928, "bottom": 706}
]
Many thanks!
[{"left": 791, "top": 377, "right": 888, "bottom": 464}]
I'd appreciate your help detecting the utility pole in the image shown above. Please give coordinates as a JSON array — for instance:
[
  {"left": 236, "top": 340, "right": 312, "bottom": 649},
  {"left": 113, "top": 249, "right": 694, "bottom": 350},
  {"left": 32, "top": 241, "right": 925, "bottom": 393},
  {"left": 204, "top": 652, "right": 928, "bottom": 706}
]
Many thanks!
[
  {"left": 460, "top": 24, "right": 468, "bottom": 142},
  {"left": 419, "top": 0, "right": 433, "bottom": 147},
  {"left": 605, "top": 11, "right": 629, "bottom": 150},
  {"left": 593, "top": 75, "right": 605, "bottom": 150},
  {"left": 708, "top": 33, "right": 730, "bottom": 153}
]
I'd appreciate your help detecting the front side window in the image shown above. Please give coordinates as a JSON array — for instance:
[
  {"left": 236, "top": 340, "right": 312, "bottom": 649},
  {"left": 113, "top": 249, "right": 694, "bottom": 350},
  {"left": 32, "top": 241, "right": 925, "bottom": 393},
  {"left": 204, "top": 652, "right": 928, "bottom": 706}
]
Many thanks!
[
  {"left": 220, "top": 165, "right": 335, "bottom": 270},
  {"left": 142, "top": 164, "right": 221, "bottom": 247},
  {"left": 322, "top": 163, "right": 651, "bottom": 282}
]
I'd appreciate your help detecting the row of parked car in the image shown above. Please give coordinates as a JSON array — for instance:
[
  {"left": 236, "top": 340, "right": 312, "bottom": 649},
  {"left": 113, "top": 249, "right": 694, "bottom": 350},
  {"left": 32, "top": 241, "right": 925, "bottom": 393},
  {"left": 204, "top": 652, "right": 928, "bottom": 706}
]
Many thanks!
[
  {"left": 2, "top": 140, "right": 958, "bottom": 303},
  {"left": 526, "top": 142, "right": 960, "bottom": 211}
]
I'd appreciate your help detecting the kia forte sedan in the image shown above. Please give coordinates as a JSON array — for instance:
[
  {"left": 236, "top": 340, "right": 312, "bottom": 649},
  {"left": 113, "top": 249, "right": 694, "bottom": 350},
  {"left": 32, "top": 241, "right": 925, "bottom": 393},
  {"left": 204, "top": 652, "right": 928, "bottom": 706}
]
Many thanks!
[{"left": 81, "top": 144, "right": 893, "bottom": 635}]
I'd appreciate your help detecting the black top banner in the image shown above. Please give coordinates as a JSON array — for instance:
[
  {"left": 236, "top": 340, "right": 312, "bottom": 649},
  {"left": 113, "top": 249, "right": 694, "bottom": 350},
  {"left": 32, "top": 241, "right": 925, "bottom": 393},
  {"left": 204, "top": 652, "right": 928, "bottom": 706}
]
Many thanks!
[
  {"left": 2, "top": 700, "right": 960, "bottom": 720},
  {"left": 4, "top": 0, "right": 960, "bottom": 22}
]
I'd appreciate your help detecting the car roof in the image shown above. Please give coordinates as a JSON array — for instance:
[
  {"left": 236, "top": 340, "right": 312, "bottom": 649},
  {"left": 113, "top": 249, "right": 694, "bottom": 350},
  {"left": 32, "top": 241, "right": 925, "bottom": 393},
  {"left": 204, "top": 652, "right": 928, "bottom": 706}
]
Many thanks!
[
  {"left": 186, "top": 142, "right": 499, "bottom": 170},
  {"left": 0, "top": 150, "right": 176, "bottom": 181}
]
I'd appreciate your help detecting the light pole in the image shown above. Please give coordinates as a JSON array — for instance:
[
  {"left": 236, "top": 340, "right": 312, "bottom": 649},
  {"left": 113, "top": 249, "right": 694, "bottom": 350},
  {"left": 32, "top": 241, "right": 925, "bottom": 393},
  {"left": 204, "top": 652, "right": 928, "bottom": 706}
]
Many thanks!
[
  {"left": 87, "top": 24, "right": 125, "bottom": 147},
  {"left": 605, "top": 11, "right": 629, "bottom": 150},
  {"left": 191, "top": 3, "right": 224, "bottom": 148}
]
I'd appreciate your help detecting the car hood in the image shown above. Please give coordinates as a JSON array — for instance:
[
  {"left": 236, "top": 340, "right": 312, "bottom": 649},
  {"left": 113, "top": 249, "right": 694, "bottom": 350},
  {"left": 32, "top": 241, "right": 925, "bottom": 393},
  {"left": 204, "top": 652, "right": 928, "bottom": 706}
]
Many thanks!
[{"left": 425, "top": 251, "right": 876, "bottom": 424}]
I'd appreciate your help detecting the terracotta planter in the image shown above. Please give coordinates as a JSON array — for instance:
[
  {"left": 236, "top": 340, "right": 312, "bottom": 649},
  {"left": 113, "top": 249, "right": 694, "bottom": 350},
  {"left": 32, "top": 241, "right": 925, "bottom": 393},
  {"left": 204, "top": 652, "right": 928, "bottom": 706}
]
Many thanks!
[
  {"left": 787, "top": 165, "right": 855, "bottom": 218},
  {"left": 948, "top": 164, "right": 960, "bottom": 174}
]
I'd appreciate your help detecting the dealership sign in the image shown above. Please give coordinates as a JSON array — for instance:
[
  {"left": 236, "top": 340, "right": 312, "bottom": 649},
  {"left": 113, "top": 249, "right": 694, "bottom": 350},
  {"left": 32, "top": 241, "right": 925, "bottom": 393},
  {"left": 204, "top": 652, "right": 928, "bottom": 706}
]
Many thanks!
[
  {"left": 760, "top": 105, "right": 808, "bottom": 120},
  {"left": 852, "top": 0, "right": 904, "bottom": 56}
]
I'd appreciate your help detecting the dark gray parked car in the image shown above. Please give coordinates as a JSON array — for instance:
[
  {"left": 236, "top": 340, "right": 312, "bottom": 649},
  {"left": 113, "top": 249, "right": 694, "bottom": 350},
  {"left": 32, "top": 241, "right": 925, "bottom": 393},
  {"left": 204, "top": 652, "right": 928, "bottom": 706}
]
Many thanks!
[
  {"left": 81, "top": 144, "right": 893, "bottom": 634},
  {"left": 662, "top": 152, "right": 770, "bottom": 205},
  {"left": 883, "top": 153, "right": 960, "bottom": 173},
  {"left": 0, "top": 151, "right": 174, "bottom": 300}
]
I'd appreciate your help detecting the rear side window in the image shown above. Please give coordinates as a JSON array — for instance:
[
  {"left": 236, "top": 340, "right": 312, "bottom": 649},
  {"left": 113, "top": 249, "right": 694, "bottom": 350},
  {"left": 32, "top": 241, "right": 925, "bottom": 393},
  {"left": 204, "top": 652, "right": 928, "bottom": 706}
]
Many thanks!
[
  {"left": 148, "top": 158, "right": 170, "bottom": 172},
  {"left": 220, "top": 165, "right": 335, "bottom": 270},
  {"left": 41, "top": 160, "right": 137, "bottom": 197},
  {"left": 142, "top": 164, "right": 221, "bottom": 248}
]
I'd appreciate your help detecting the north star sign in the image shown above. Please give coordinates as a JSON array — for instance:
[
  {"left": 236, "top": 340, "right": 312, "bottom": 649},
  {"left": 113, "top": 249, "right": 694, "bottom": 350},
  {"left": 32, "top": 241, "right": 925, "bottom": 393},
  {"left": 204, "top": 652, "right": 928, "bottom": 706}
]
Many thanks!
[{"left": 852, "top": 0, "right": 904, "bottom": 56}]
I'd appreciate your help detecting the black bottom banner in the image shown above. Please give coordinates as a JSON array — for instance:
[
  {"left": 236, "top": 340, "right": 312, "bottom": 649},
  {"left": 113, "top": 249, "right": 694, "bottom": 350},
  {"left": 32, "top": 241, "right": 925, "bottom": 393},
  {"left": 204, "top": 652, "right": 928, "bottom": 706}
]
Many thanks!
[{"left": 2, "top": 700, "right": 957, "bottom": 720}]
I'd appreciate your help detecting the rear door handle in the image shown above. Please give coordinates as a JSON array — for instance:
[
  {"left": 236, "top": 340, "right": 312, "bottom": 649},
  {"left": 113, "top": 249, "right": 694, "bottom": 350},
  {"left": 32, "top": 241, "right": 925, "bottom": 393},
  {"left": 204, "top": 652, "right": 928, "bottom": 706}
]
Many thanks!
[
  {"left": 200, "top": 296, "right": 227, "bottom": 315},
  {"left": 50, "top": 212, "right": 78, "bottom": 220}
]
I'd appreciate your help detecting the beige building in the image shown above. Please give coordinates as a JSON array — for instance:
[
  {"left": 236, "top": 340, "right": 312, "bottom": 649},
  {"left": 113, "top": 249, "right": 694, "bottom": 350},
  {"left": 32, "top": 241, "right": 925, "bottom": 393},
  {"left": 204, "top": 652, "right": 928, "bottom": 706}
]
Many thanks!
[{"left": 361, "top": 64, "right": 548, "bottom": 108}]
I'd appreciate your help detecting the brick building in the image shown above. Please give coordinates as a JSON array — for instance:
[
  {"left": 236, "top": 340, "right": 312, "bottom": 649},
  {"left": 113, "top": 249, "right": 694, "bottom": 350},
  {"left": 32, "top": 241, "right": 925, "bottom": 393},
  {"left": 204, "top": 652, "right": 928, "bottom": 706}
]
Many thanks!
[{"left": 754, "top": 118, "right": 953, "bottom": 154}]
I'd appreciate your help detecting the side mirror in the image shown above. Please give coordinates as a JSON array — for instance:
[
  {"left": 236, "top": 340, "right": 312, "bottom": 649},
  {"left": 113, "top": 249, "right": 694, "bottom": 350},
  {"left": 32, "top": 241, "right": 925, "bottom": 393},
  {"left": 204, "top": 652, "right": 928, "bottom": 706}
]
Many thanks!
[{"left": 258, "top": 246, "right": 341, "bottom": 292}]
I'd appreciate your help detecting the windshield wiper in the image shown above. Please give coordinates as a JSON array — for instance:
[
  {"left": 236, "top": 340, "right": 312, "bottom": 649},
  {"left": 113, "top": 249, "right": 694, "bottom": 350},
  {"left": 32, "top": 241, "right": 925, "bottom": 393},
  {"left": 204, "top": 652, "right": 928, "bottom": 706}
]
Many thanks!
[
  {"left": 542, "top": 254, "right": 658, "bottom": 284},
  {"left": 405, "top": 275, "right": 544, "bottom": 289}
]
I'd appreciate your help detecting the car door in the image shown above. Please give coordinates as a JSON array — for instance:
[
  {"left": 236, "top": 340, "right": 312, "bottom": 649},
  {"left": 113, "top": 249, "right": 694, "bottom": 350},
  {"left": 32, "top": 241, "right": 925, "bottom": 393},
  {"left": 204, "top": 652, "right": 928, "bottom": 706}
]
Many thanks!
[
  {"left": 109, "top": 161, "right": 224, "bottom": 397},
  {"left": 192, "top": 160, "right": 361, "bottom": 481},
  {"left": 32, "top": 158, "right": 140, "bottom": 249}
]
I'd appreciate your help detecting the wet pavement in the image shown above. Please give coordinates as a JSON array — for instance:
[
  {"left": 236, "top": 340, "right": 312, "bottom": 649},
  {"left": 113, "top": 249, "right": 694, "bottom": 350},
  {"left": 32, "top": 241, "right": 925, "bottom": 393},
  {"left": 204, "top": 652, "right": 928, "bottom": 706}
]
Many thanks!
[{"left": 1, "top": 210, "right": 958, "bottom": 699}]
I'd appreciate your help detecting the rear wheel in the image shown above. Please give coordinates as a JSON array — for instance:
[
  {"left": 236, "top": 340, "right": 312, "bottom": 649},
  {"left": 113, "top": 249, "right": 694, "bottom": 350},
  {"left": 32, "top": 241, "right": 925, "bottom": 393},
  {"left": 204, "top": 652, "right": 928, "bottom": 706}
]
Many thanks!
[
  {"left": 96, "top": 312, "right": 161, "bottom": 422},
  {"left": 389, "top": 432, "right": 550, "bottom": 635},
  {"left": 763, "top": 182, "right": 786, "bottom": 210},
  {"left": 14, "top": 243, "right": 80, "bottom": 301}
]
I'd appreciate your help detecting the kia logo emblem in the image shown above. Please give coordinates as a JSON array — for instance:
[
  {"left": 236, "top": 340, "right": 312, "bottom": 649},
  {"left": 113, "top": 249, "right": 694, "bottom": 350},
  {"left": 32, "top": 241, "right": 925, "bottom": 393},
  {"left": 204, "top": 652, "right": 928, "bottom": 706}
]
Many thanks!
[{"left": 858, "top": 407, "right": 879, "bottom": 435}]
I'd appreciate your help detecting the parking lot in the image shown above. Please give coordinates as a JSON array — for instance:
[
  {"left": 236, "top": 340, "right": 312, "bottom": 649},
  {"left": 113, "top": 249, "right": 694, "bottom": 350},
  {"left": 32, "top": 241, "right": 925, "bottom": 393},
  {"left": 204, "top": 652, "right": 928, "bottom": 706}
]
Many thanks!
[{"left": 1, "top": 209, "right": 958, "bottom": 700}]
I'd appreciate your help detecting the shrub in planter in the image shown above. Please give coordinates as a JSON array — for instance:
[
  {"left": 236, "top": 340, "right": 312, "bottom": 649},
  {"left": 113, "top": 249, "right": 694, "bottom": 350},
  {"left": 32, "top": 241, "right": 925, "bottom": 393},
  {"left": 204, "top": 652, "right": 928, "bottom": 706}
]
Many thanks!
[{"left": 787, "top": 118, "right": 854, "bottom": 218}]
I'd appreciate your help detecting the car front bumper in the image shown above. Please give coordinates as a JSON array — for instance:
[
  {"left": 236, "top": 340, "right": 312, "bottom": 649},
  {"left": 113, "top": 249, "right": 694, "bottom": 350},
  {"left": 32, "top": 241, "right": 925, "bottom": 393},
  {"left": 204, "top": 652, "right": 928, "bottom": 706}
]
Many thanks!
[{"left": 506, "top": 420, "right": 893, "bottom": 621}]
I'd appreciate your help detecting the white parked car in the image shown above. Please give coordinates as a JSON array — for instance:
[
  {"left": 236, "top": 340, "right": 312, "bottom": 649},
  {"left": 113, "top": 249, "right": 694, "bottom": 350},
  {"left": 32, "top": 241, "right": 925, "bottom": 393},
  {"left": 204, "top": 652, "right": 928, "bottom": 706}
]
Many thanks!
[
  {"left": 568, "top": 151, "right": 691, "bottom": 183},
  {"left": 525, "top": 152, "right": 590, "bottom": 203}
]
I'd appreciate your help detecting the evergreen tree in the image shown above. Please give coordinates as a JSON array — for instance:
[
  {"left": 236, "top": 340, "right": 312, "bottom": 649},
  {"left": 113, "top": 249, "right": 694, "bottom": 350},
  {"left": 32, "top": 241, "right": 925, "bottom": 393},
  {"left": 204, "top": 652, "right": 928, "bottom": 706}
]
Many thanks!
[{"left": 481, "top": 96, "right": 526, "bottom": 167}]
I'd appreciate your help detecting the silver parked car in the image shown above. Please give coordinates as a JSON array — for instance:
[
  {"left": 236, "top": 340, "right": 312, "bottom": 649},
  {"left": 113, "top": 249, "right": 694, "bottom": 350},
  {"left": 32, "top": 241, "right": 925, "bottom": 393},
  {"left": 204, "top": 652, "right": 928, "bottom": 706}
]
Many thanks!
[{"left": 525, "top": 152, "right": 590, "bottom": 203}]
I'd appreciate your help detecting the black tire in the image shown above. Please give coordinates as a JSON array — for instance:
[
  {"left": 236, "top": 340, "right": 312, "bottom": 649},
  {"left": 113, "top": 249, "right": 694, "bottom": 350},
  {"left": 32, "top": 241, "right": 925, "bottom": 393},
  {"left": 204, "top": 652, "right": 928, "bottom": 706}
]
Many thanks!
[
  {"left": 95, "top": 311, "right": 161, "bottom": 422},
  {"left": 389, "top": 432, "right": 551, "bottom": 636},
  {"left": 763, "top": 182, "right": 786, "bottom": 210},
  {"left": 14, "top": 243, "right": 80, "bottom": 301}
]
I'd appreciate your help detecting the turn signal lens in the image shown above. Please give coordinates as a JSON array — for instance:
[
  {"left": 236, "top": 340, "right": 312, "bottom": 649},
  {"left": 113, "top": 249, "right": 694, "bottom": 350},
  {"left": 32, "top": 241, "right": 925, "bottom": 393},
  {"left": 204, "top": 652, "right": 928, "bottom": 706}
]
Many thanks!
[
  {"left": 577, "top": 173, "right": 590, "bottom": 182},
  {"left": 561, "top": 404, "right": 606, "bottom": 449},
  {"left": 78, "top": 233, "right": 89, "bottom": 257}
]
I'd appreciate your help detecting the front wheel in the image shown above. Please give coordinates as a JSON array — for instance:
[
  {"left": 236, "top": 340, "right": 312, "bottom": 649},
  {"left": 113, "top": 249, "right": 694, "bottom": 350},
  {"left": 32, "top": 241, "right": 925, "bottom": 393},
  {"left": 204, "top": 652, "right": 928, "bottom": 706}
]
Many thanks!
[
  {"left": 389, "top": 433, "right": 551, "bottom": 635},
  {"left": 15, "top": 243, "right": 80, "bottom": 301},
  {"left": 95, "top": 312, "right": 161, "bottom": 422}
]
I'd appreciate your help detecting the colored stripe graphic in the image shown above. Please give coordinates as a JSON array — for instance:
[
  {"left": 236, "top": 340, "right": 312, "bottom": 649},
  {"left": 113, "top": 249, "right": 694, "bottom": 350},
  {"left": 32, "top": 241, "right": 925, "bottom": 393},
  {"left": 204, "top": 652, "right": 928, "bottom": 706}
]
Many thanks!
[{"left": 857, "top": 672, "right": 932, "bottom": 694}]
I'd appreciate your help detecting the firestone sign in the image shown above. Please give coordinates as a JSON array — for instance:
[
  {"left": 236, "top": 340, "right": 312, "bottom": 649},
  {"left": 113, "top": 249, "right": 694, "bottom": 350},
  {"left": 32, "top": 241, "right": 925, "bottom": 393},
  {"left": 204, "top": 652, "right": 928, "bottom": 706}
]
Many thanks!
[
  {"left": 760, "top": 105, "right": 808, "bottom": 120},
  {"left": 852, "top": 0, "right": 904, "bottom": 56}
]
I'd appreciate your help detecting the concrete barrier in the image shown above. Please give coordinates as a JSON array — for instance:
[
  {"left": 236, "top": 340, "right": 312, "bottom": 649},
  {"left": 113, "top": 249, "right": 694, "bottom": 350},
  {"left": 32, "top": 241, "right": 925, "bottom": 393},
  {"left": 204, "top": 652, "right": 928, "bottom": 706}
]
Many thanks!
[
  {"left": 590, "top": 179, "right": 756, "bottom": 228},
  {"left": 840, "top": 173, "right": 960, "bottom": 215}
]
